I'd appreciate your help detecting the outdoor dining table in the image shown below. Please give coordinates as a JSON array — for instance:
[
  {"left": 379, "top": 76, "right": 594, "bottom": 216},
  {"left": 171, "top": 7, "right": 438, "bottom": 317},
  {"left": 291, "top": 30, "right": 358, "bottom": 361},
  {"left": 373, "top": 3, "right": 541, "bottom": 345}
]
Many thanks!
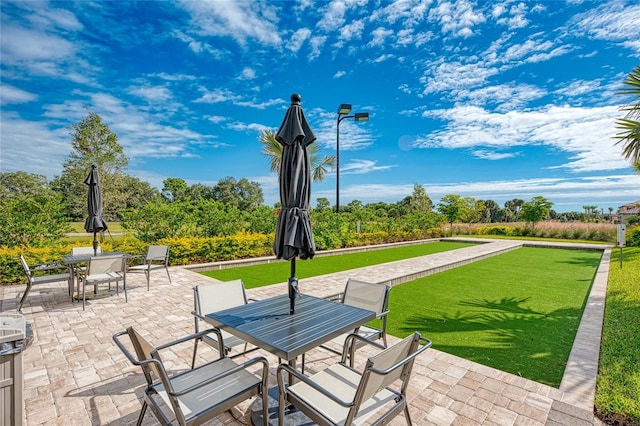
[
  {"left": 62, "top": 251, "right": 127, "bottom": 302},
  {"left": 204, "top": 293, "right": 376, "bottom": 425}
]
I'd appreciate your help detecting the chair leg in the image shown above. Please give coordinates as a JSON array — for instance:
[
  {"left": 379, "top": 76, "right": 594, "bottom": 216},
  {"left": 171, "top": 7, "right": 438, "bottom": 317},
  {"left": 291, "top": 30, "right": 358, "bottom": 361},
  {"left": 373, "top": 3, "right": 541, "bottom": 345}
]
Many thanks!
[
  {"left": 18, "top": 283, "right": 32, "bottom": 311},
  {"left": 123, "top": 276, "right": 127, "bottom": 303},
  {"left": 146, "top": 269, "right": 150, "bottom": 291},
  {"left": 136, "top": 401, "right": 148, "bottom": 426},
  {"left": 165, "top": 266, "right": 172, "bottom": 285},
  {"left": 404, "top": 403, "right": 413, "bottom": 425},
  {"left": 191, "top": 338, "right": 200, "bottom": 369}
]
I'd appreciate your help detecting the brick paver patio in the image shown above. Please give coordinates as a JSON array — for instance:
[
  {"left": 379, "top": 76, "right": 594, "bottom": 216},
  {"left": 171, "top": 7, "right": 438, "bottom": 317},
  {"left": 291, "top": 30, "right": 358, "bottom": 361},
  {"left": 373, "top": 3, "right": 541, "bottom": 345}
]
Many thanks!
[{"left": 1, "top": 239, "right": 609, "bottom": 425}]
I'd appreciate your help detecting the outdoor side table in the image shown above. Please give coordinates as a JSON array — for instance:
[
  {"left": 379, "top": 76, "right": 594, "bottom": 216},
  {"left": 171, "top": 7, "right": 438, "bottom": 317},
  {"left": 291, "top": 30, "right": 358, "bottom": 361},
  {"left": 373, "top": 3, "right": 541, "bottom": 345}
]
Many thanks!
[{"left": 205, "top": 293, "right": 376, "bottom": 425}]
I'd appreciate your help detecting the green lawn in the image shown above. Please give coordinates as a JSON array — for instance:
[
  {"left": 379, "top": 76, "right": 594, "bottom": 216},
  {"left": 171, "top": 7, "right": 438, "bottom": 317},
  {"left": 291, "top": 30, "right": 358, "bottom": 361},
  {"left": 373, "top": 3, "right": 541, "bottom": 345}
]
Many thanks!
[
  {"left": 204, "top": 242, "right": 602, "bottom": 387},
  {"left": 595, "top": 247, "right": 640, "bottom": 425},
  {"left": 201, "top": 241, "right": 476, "bottom": 288},
  {"left": 386, "top": 247, "right": 601, "bottom": 387}
]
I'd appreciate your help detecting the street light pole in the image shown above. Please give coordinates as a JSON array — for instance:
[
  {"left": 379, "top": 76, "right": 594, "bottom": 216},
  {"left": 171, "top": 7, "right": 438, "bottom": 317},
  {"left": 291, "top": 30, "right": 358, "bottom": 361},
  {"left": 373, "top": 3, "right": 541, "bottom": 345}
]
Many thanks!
[{"left": 336, "top": 104, "right": 368, "bottom": 213}]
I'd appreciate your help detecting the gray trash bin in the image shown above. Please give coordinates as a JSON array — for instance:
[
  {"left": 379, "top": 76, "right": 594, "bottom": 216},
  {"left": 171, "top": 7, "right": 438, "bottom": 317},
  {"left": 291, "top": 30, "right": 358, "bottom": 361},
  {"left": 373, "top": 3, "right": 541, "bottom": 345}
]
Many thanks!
[{"left": 1, "top": 314, "right": 33, "bottom": 426}]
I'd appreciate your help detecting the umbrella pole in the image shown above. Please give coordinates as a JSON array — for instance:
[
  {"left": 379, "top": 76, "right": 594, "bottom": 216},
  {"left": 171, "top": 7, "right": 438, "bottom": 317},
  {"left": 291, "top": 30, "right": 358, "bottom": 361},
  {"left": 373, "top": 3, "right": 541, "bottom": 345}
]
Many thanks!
[
  {"left": 93, "top": 232, "right": 98, "bottom": 256},
  {"left": 289, "top": 258, "right": 298, "bottom": 315}
]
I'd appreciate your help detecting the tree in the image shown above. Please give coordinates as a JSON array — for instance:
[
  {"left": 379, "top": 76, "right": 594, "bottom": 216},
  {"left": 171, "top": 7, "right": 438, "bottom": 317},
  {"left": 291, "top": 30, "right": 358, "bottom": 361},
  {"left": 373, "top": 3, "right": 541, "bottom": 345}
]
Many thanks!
[
  {"left": 521, "top": 196, "right": 553, "bottom": 230},
  {"left": 51, "top": 111, "right": 129, "bottom": 220},
  {"left": 259, "top": 130, "right": 336, "bottom": 182},
  {"left": 315, "top": 197, "right": 331, "bottom": 211},
  {"left": 212, "top": 177, "right": 263, "bottom": 211},
  {"left": 437, "top": 194, "right": 463, "bottom": 232},
  {"left": 401, "top": 183, "right": 433, "bottom": 213},
  {"left": 162, "top": 177, "right": 189, "bottom": 202},
  {"left": 0, "top": 172, "right": 71, "bottom": 247},
  {"left": 504, "top": 198, "right": 525, "bottom": 222},
  {"left": 615, "top": 65, "right": 640, "bottom": 170}
]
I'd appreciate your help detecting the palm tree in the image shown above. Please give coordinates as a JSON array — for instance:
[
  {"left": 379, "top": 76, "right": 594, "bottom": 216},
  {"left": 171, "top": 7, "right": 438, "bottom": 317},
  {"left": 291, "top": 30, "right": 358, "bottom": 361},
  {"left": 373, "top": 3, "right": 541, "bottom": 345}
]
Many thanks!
[
  {"left": 259, "top": 130, "right": 336, "bottom": 182},
  {"left": 615, "top": 65, "right": 640, "bottom": 168}
]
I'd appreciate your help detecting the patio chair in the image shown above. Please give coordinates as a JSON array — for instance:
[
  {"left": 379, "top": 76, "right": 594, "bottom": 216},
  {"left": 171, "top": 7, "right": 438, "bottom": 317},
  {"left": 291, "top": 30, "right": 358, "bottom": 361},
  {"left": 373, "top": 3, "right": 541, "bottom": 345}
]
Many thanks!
[
  {"left": 77, "top": 254, "right": 126, "bottom": 310},
  {"left": 113, "top": 326, "right": 269, "bottom": 426},
  {"left": 127, "top": 245, "right": 171, "bottom": 290},
  {"left": 191, "top": 279, "right": 258, "bottom": 368},
  {"left": 71, "top": 246, "right": 103, "bottom": 255},
  {"left": 18, "top": 254, "right": 71, "bottom": 311},
  {"left": 321, "top": 279, "right": 391, "bottom": 365},
  {"left": 277, "top": 331, "right": 432, "bottom": 426}
]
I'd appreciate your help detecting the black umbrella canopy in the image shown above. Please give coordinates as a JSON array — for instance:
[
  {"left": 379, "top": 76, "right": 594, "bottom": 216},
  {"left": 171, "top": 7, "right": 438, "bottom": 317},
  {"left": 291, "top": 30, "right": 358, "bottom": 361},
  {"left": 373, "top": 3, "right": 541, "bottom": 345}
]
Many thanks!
[
  {"left": 273, "top": 93, "right": 316, "bottom": 314},
  {"left": 84, "top": 164, "right": 108, "bottom": 255}
]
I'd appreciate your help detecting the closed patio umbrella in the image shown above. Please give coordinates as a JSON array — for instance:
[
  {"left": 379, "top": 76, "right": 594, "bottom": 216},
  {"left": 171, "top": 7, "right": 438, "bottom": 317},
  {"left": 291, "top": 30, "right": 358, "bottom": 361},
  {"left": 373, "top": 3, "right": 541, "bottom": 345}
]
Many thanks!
[
  {"left": 273, "top": 93, "right": 316, "bottom": 314},
  {"left": 84, "top": 164, "right": 108, "bottom": 256}
]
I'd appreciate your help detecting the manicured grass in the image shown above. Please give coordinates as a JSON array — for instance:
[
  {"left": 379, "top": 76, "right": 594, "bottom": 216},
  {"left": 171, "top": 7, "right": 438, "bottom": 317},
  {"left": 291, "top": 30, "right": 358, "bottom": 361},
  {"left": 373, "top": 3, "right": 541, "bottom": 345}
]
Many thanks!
[
  {"left": 69, "top": 221, "right": 125, "bottom": 233},
  {"left": 595, "top": 247, "right": 640, "bottom": 425},
  {"left": 386, "top": 247, "right": 602, "bottom": 387},
  {"left": 201, "top": 241, "right": 476, "bottom": 288}
]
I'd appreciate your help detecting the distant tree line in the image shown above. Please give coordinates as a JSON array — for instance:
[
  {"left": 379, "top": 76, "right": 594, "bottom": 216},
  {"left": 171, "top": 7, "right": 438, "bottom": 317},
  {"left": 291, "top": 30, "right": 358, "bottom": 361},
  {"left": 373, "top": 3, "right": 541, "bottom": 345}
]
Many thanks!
[{"left": 1, "top": 107, "right": 636, "bottom": 249}]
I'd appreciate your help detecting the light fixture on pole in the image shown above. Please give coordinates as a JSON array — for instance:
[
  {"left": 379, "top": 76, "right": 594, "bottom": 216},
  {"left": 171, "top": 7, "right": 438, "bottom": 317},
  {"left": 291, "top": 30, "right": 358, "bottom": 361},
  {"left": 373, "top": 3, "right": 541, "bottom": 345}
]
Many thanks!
[{"left": 336, "top": 104, "right": 369, "bottom": 213}]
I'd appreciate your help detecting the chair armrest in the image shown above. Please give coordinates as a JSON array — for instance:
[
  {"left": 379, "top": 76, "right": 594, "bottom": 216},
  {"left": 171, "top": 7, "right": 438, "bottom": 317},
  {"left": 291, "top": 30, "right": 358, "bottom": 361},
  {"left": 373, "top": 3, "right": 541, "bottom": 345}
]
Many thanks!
[
  {"left": 323, "top": 292, "right": 343, "bottom": 303},
  {"left": 32, "top": 262, "right": 66, "bottom": 272},
  {"left": 366, "top": 336, "right": 432, "bottom": 376},
  {"left": 277, "top": 363, "right": 355, "bottom": 408},
  {"left": 376, "top": 309, "right": 390, "bottom": 320},
  {"left": 155, "top": 328, "right": 224, "bottom": 352},
  {"left": 341, "top": 333, "right": 387, "bottom": 364}
]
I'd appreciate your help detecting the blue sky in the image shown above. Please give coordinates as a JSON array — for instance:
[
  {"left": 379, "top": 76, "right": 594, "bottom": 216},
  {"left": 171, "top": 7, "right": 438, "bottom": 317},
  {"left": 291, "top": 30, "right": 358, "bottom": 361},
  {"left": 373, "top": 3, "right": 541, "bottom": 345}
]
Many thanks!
[{"left": 1, "top": 0, "right": 639, "bottom": 213}]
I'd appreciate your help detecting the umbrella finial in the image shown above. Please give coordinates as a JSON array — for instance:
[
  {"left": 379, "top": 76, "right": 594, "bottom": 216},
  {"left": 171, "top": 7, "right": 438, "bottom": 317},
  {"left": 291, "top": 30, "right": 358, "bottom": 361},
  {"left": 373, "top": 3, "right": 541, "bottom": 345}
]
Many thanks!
[{"left": 291, "top": 93, "right": 301, "bottom": 105}]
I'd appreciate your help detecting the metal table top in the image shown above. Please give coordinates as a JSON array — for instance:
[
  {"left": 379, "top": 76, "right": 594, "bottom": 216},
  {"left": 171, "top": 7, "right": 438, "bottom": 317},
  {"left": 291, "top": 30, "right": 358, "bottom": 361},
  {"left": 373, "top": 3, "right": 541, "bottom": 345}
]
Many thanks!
[
  {"left": 62, "top": 252, "right": 127, "bottom": 265},
  {"left": 205, "top": 294, "right": 376, "bottom": 361}
]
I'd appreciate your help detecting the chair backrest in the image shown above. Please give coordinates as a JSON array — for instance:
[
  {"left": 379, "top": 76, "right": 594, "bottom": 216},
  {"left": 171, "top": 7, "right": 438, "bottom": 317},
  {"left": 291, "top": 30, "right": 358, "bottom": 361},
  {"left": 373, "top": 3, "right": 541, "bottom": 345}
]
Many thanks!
[
  {"left": 146, "top": 245, "right": 169, "bottom": 261},
  {"left": 357, "top": 332, "right": 424, "bottom": 406},
  {"left": 125, "top": 327, "right": 164, "bottom": 386},
  {"left": 19, "top": 255, "right": 32, "bottom": 280},
  {"left": 194, "top": 279, "right": 248, "bottom": 316},
  {"left": 342, "top": 279, "right": 390, "bottom": 316},
  {"left": 87, "top": 255, "right": 125, "bottom": 275},
  {"left": 72, "top": 246, "right": 102, "bottom": 255}
]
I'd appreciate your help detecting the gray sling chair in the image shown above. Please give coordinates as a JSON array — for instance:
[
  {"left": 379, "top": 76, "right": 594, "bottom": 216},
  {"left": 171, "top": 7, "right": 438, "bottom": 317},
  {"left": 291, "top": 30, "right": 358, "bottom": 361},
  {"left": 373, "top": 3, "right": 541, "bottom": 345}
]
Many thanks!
[
  {"left": 18, "top": 254, "right": 71, "bottom": 311},
  {"left": 77, "top": 254, "right": 127, "bottom": 310},
  {"left": 191, "top": 279, "right": 259, "bottom": 368},
  {"left": 277, "top": 331, "right": 432, "bottom": 425},
  {"left": 113, "top": 326, "right": 269, "bottom": 426},
  {"left": 320, "top": 279, "right": 391, "bottom": 366},
  {"left": 127, "top": 245, "right": 172, "bottom": 290}
]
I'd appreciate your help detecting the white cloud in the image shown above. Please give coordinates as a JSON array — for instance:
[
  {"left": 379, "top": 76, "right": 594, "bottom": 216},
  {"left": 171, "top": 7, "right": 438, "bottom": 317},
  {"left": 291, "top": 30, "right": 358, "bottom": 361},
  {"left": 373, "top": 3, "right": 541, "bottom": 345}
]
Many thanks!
[
  {"left": 178, "top": 0, "right": 281, "bottom": 46},
  {"left": 471, "top": 149, "right": 518, "bottom": 160},
  {"left": 334, "top": 70, "right": 347, "bottom": 78},
  {"left": 317, "top": 0, "right": 348, "bottom": 31},
  {"left": 308, "top": 36, "right": 327, "bottom": 60},
  {"left": 239, "top": 67, "right": 256, "bottom": 80},
  {"left": 128, "top": 85, "right": 173, "bottom": 103},
  {"left": 340, "top": 159, "right": 395, "bottom": 175},
  {"left": 419, "top": 104, "right": 628, "bottom": 173},
  {"left": 208, "top": 115, "right": 227, "bottom": 123},
  {"left": 573, "top": 2, "right": 640, "bottom": 55},
  {"left": 172, "top": 30, "right": 225, "bottom": 57},
  {"left": 339, "top": 19, "right": 365, "bottom": 41},
  {"left": 428, "top": 0, "right": 486, "bottom": 38},
  {"left": 369, "top": 27, "right": 394, "bottom": 47},
  {"left": 286, "top": 28, "right": 311, "bottom": 53},
  {"left": 0, "top": 84, "right": 37, "bottom": 105}
]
